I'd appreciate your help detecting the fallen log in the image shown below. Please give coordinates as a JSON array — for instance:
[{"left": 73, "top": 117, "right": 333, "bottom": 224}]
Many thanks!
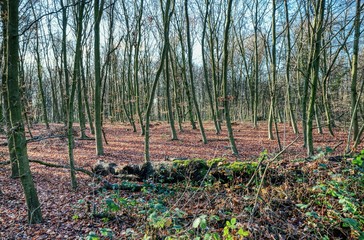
[
  {"left": 28, "top": 159, "right": 95, "bottom": 177},
  {"left": 0, "top": 158, "right": 143, "bottom": 192},
  {"left": 0, "top": 135, "right": 66, "bottom": 146}
]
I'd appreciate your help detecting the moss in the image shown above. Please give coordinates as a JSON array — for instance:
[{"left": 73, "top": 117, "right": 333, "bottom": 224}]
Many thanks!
[
  {"left": 223, "top": 161, "right": 258, "bottom": 174},
  {"left": 172, "top": 158, "right": 205, "bottom": 167},
  {"left": 170, "top": 159, "right": 258, "bottom": 184},
  {"left": 172, "top": 159, "right": 209, "bottom": 183},
  {"left": 206, "top": 158, "right": 225, "bottom": 167},
  {"left": 172, "top": 159, "right": 192, "bottom": 167}
]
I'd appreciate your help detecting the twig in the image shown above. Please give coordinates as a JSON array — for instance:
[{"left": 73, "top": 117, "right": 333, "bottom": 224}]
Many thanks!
[
  {"left": 246, "top": 136, "right": 299, "bottom": 222},
  {"left": 245, "top": 154, "right": 267, "bottom": 188},
  {"left": 102, "top": 128, "right": 109, "bottom": 145},
  {"left": 333, "top": 140, "right": 343, "bottom": 151}
]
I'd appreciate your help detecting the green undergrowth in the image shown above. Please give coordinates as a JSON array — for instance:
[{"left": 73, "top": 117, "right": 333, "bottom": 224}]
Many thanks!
[{"left": 72, "top": 149, "right": 364, "bottom": 239}]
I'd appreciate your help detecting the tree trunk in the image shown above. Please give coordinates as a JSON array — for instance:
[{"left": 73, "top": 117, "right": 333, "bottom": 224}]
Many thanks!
[
  {"left": 165, "top": 51, "right": 178, "bottom": 140},
  {"left": 169, "top": 49, "right": 183, "bottom": 132},
  {"left": 61, "top": 0, "right": 70, "bottom": 126},
  {"left": 253, "top": 0, "right": 259, "bottom": 128},
  {"left": 94, "top": 0, "right": 105, "bottom": 156},
  {"left": 7, "top": 0, "right": 43, "bottom": 223},
  {"left": 67, "top": 0, "right": 86, "bottom": 189},
  {"left": 1, "top": 1, "right": 18, "bottom": 178},
  {"left": 268, "top": 0, "right": 277, "bottom": 140},
  {"left": 134, "top": 0, "right": 145, "bottom": 136},
  {"left": 350, "top": 0, "right": 361, "bottom": 142},
  {"left": 30, "top": 2, "right": 49, "bottom": 129},
  {"left": 77, "top": 56, "right": 87, "bottom": 139},
  {"left": 207, "top": 11, "right": 222, "bottom": 132},
  {"left": 176, "top": 20, "right": 196, "bottom": 130},
  {"left": 222, "top": 0, "right": 238, "bottom": 155},
  {"left": 81, "top": 57, "right": 95, "bottom": 135},
  {"left": 201, "top": 0, "right": 219, "bottom": 135},
  {"left": 184, "top": 0, "right": 207, "bottom": 144},
  {"left": 284, "top": 0, "right": 298, "bottom": 135},
  {"left": 306, "top": 0, "right": 325, "bottom": 156},
  {"left": 144, "top": 0, "right": 174, "bottom": 167}
]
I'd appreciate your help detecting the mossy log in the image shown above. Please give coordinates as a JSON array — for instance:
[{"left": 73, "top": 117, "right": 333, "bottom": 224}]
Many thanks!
[{"left": 92, "top": 158, "right": 262, "bottom": 185}]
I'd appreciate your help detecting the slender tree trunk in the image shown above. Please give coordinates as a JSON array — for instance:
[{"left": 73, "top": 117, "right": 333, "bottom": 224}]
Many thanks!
[
  {"left": 134, "top": 0, "right": 145, "bottom": 136},
  {"left": 77, "top": 57, "right": 87, "bottom": 139},
  {"left": 201, "top": 0, "right": 219, "bottom": 135},
  {"left": 307, "top": 0, "right": 325, "bottom": 156},
  {"left": 165, "top": 51, "right": 178, "bottom": 140},
  {"left": 207, "top": 12, "right": 221, "bottom": 132},
  {"left": 61, "top": 0, "right": 70, "bottom": 126},
  {"left": 168, "top": 48, "right": 183, "bottom": 132},
  {"left": 322, "top": 38, "right": 334, "bottom": 136},
  {"left": 1, "top": 1, "right": 18, "bottom": 178},
  {"left": 94, "top": 0, "right": 105, "bottom": 156},
  {"left": 184, "top": 0, "right": 207, "bottom": 144},
  {"left": 350, "top": 0, "right": 361, "bottom": 142},
  {"left": 347, "top": 69, "right": 364, "bottom": 152},
  {"left": 253, "top": 0, "right": 259, "bottom": 128},
  {"left": 314, "top": 104, "right": 323, "bottom": 134},
  {"left": 81, "top": 58, "right": 95, "bottom": 135},
  {"left": 121, "top": 0, "right": 137, "bottom": 132},
  {"left": 7, "top": 0, "right": 43, "bottom": 223},
  {"left": 67, "top": 0, "right": 85, "bottom": 189},
  {"left": 176, "top": 21, "right": 196, "bottom": 130},
  {"left": 284, "top": 0, "right": 298, "bottom": 135},
  {"left": 302, "top": 2, "right": 312, "bottom": 149},
  {"left": 222, "top": 0, "right": 238, "bottom": 155},
  {"left": 144, "top": 0, "right": 174, "bottom": 169},
  {"left": 268, "top": 0, "right": 277, "bottom": 140},
  {"left": 30, "top": 3, "right": 49, "bottom": 129}
]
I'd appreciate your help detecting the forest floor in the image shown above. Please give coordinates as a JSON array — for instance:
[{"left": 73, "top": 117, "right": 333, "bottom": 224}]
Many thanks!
[{"left": 0, "top": 122, "right": 363, "bottom": 239}]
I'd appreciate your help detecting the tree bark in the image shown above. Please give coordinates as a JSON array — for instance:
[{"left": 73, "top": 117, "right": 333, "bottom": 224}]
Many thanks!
[
  {"left": 144, "top": 0, "right": 174, "bottom": 168},
  {"left": 184, "top": 0, "right": 207, "bottom": 144},
  {"left": 222, "top": 0, "right": 238, "bottom": 155},
  {"left": 94, "top": 0, "right": 105, "bottom": 156},
  {"left": 306, "top": 0, "right": 325, "bottom": 156},
  {"left": 201, "top": 0, "right": 219, "bottom": 135},
  {"left": 1, "top": 0, "right": 18, "bottom": 178},
  {"left": 7, "top": 0, "right": 43, "bottom": 223},
  {"left": 350, "top": 0, "right": 361, "bottom": 142},
  {"left": 166, "top": 51, "right": 178, "bottom": 140},
  {"left": 284, "top": 0, "right": 298, "bottom": 135}
]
